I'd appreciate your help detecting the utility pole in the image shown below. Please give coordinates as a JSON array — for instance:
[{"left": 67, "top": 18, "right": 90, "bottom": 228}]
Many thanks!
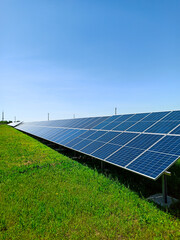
[
  {"left": 2, "top": 111, "right": 4, "bottom": 121},
  {"left": 48, "top": 113, "right": 49, "bottom": 121},
  {"left": 115, "top": 107, "right": 117, "bottom": 115},
  {"left": 14, "top": 116, "right": 16, "bottom": 122}
]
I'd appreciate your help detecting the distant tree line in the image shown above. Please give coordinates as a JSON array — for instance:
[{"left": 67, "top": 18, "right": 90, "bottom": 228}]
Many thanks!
[{"left": 0, "top": 120, "right": 13, "bottom": 125}]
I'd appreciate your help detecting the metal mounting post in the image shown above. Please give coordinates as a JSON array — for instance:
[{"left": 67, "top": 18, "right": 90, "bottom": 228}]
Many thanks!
[
  {"left": 162, "top": 174, "right": 167, "bottom": 204},
  {"left": 101, "top": 161, "right": 104, "bottom": 171},
  {"left": 162, "top": 171, "right": 171, "bottom": 204}
]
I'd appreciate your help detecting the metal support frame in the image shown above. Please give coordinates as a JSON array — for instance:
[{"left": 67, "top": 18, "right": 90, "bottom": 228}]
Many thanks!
[
  {"left": 162, "top": 174, "right": 167, "bottom": 204},
  {"left": 101, "top": 161, "right": 104, "bottom": 170},
  {"left": 162, "top": 171, "right": 171, "bottom": 204}
]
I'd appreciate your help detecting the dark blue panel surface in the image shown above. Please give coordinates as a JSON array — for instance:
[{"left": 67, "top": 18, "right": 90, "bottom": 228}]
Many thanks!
[
  {"left": 59, "top": 130, "right": 86, "bottom": 145},
  {"left": 73, "top": 139, "right": 93, "bottom": 151},
  {"left": 142, "top": 111, "right": 170, "bottom": 121},
  {"left": 80, "top": 118, "right": 98, "bottom": 129},
  {"left": 113, "top": 121, "right": 136, "bottom": 131},
  {"left": 126, "top": 133, "right": 163, "bottom": 150},
  {"left": 44, "top": 128, "right": 62, "bottom": 140},
  {"left": 106, "top": 146, "right": 143, "bottom": 167},
  {"left": 81, "top": 141, "right": 105, "bottom": 154},
  {"left": 128, "top": 113, "right": 149, "bottom": 121},
  {"left": 102, "top": 115, "right": 135, "bottom": 131},
  {"left": 93, "top": 115, "right": 120, "bottom": 129},
  {"left": 109, "top": 132, "right": 138, "bottom": 146},
  {"left": 127, "top": 151, "right": 178, "bottom": 179},
  {"left": 52, "top": 129, "right": 69, "bottom": 142},
  {"left": 70, "top": 118, "right": 89, "bottom": 128},
  {"left": 116, "top": 114, "right": 134, "bottom": 121},
  {"left": 50, "top": 129, "right": 67, "bottom": 141},
  {"left": 54, "top": 129, "right": 75, "bottom": 143},
  {"left": 78, "top": 130, "right": 96, "bottom": 139},
  {"left": 92, "top": 143, "right": 120, "bottom": 159},
  {"left": 145, "top": 121, "right": 180, "bottom": 134},
  {"left": 77, "top": 118, "right": 94, "bottom": 128},
  {"left": 127, "top": 121, "right": 156, "bottom": 132},
  {"left": 102, "top": 118, "right": 124, "bottom": 130},
  {"left": 85, "top": 117, "right": 108, "bottom": 129},
  {"left": 38, "top": 128, "right": 54, "bottom": 138},
  {"left": 170, "top": 125, "right": 180, "bottom": 135},
  {"left": 150, "top": 135, "right": 180, "bottom": 155},
  {"left": 162, "top": 111, "right": 180, "bottom": 121},
  {"left": 97, "top": 131, "right": 120, "bottom": 143},
  {"left": 65, "top": 137, "right": 84, "bottom": 148},
  {"left": 86, "top": 130, "right": 106, "bottom": 140}
]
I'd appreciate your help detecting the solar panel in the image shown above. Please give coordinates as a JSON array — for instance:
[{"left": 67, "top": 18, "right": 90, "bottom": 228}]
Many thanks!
[
  {"left": 73, "top": 139, "right": 93, "bottom": 151},
  {"left": 126, "top": 133, "right": 163, "bottom": 150},
  {"left": 109, "top": 132, "right": 139, "bottom": 146},
  {"left": 150, "top": 135, "right": 180, "bottom": 156},
  {"left": 127, "top": 121, "right": 156, "bottom": 132},
  {"left": 106, "top": 146, "right": 144, "bottom": 167},
  {"left": 81, "top": 141, "right": 105, "bottom": 154},
  {"left": 92, "top": 143, "right": 120, "bottom": 159},
  {"left": 170, "top": 125, "right": 180, "bottom": 135},
  {"left": 113, "top": 121, "right": 137, "bottom": 131},
  {"left": 95, "top": 131, "right": 120, "bottom": 143},
  {"left": 93, "top": 115, "right": 120, "bottom": 129},
  {"left": 14, "top": 110, "right": 180, "bottom": 180},
  {"left": 145, "top": 121, "right": 180, "bottom": 134},
  {"left": 86, "top": 131, "right": 106, "bottom": 140},
  {"left": 59, "top": 130, "right": 86, "bottom": 145},
  {"left": 66, "top": 137, "right": 84, "bottom": 148},
  {"left": 127, "top": 151, "right": 178, "bottom": 179}
]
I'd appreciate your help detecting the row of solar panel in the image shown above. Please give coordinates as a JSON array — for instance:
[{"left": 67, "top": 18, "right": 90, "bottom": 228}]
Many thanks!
[
  {"left": 16, "top": 124, "right": 180, "bottom": 179},
  {"left": 22, "top": 111, "right": 180, "bottom": 135}
]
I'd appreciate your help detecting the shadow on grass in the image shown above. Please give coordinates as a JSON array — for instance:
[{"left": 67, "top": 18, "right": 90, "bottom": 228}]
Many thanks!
[{"left": 31, "top": 135, "right": 180, "bottom": 219}]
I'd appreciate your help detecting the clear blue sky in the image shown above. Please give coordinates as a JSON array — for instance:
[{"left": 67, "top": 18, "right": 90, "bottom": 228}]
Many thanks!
[{"left": 1, "top": 0, "right": 180, "bottom": 121}]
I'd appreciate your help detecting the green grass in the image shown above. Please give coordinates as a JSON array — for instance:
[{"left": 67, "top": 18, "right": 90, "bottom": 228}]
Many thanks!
[{"left": 0, "top": 125, "right": 180, "bottom": 239}]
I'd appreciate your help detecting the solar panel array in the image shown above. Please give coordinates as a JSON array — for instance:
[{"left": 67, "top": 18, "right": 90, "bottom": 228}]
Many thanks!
[
  {"left": 14, "top": 111, "right": 180, "bottom": 180},
  {"left": 8, "top": 122, "right": 22, "bottom": 127}
]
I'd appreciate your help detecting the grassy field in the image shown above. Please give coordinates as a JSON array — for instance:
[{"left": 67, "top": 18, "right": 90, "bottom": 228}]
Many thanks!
[{"left": 0, "top": 125, "right": 180, "bottom": 239}]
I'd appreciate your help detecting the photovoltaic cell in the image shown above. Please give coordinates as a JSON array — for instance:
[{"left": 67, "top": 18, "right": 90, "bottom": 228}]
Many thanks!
[
  {"left": 65, "top": 137, "right": 84, "bottom": 148},
  {"left": 127, "top": 113, "right": 149, "bottom": 121},
  {"left": 102, "top": 119, "right": 124, "bottom": 130},
  {"left": 126, "top": 133, "right": 163, "bottom": 150},
  {"left": 55, "top": 129, "right": 75, "bottom": 143},
  {"left": 109, "top": 132, "right": 138, "bottom": 146},
  {"left": 78, "top": 130, "right": 96, "bottom": 139},
  {"left": 106, "top": 146, "right": 144, "bottom": 167},
  {"left": 86, "top": 130, "right": 106, "bottom": 140},
  {"left": 162, "top": 110, "right": 180, "bottom": 121},
  {"left": 127, "top": 121, "right": 156, "bottom": 132},
  {"left": 150, "top": 135, "right": 180, "bottom": 156},
  {"left": 85, "top": 117, "right": 109, "bottom": 129},
  {"left": 113, "top": 121, "right": 136, "bottom": 131},
  {"left": 127, "top": 151, "right": 178, "bottom": 179},
  {"left": 59, "top": 130, "right": 86, "bottom": 145},
  {"left": 93, "top": 115, "right": 119, "bottom": 129},
  {"left": 170, "top": 125, "right": 180, "bottom": 135},
  {"left": 145, "top": 121, "right": 180, "bottom": 134},
  {"left": 116, "top": 114, "right": 134, "bottom": 122},
  {"left": 73, "top": 139, "right": 93, "bottom": 151},
  {"left": 92, "top": 143, "right": 120, "bottom": 159},
  {"left": 50, "top": 129, "right": 68, "bottom": 141},
  {"left": 142, "top": 111, "right": 170, "bottom": 121},
  {"left": 81, "top": 141, "right": 105, "bottom": 154},
  {"left": 96, "top": 131, "right": 120, "bottom": 143}
]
